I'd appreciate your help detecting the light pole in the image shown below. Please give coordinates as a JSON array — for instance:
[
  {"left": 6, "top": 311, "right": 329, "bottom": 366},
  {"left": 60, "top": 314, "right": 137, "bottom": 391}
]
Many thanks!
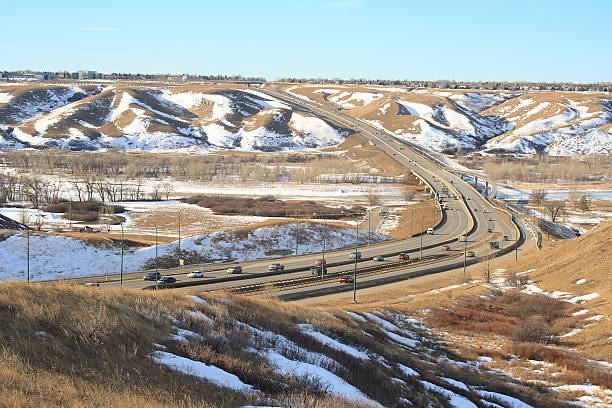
[
  {"left": 515, "top": 230, "right": 519, "bottom": 262},
  {"left": 431, "top": 197, "right": 435, "bottom": 227},
  {"left": 24, "top": 215, "right": 30, "bottom": 283},
  {"left": 410, "top": 207, "right": 414, "bottom": 237},
  {"left": 177, "top": 209, "right": 183, "bottom": 273},
  {"left": 120, "top": 223, "right": 124, "bottom": 286},
  {"left": 154, "top": 223, "right": 158, "bottom": 289},
  {"left": 419, "top": 208, "right": 424, "bottom": 260},
  {"left": 463, "top": 234, "right": 468, "bottom": 281},
  {"left": 367, "top": 210, "right": 371, "bottom": 245},
  {"left": 322, "top": 219, "right": 326, "bottom": 281},
  {"left": 154, "top": 224, "right": 159, "bottom": 271},
  {"left": 353, "top": 218, "right": 359, "bottom": 303}
]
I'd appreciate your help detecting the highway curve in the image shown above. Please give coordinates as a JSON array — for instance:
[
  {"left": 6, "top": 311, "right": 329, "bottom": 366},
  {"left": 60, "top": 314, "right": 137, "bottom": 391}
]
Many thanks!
[{"left": 67, "top": 87, "right": 521, "bottom": 294}]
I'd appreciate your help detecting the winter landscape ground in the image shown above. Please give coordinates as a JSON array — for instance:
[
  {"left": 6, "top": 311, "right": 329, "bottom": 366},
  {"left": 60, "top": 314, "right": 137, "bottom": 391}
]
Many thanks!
[{"left": 0, "top": 79, "right": 610, "bottom": 408}]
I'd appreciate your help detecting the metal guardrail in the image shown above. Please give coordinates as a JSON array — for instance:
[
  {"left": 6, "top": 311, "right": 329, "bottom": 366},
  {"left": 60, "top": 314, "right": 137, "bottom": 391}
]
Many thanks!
[{"left": 229, "top": 255, "right": 446, "bottom": 294}]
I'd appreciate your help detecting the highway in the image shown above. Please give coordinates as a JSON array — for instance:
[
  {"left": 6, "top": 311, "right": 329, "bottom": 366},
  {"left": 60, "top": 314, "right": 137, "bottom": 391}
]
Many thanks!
[{"left": 65, "top": 87, "right": 521, "bottom": 295}]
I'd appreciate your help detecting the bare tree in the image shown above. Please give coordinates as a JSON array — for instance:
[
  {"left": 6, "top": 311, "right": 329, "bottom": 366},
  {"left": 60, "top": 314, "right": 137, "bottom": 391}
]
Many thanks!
[
  {"left": 71, "top": 180, "right": 83, "bottom": 201},
  {"left": 578, "top": 194, "right": 591, "bottom": 211},
  {"left": 543, "top": 200, "right": 566, "bottom": 223},
  {"left": 530, "top": 189, "right": 547, "bottom": 205},
  {"left": 163, "top": 183, "right": 174, "bottom": 200}
]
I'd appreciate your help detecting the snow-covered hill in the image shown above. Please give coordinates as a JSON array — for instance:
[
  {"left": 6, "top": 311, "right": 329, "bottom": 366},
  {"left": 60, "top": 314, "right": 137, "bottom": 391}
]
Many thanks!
[
  {"left": 1, "top": 82, "right": 610, "bottom": 156},
  {"left": 288, "top": 85, "right": 612, "bottom": 156},
  {"left": 0, "top": 84, "right": 351, "bottom": 152}
]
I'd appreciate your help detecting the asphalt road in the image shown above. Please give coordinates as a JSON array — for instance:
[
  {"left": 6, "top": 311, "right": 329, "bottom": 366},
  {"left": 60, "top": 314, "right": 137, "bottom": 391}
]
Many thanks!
[{"left": 67, "top": 88, "right": 519, "bottom": 293}]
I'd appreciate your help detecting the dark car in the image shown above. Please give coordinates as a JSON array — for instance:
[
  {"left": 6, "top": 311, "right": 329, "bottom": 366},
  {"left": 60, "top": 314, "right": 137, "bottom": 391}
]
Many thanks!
[
  {"left": 143, "top": 271, "right": 161, "bottom": 281},
  {"left": 398, "top": 253, "right": 410, "bottom": 261},
  {"left": 310, "top": 265, "right": 327, "bottom": 276},
  {"left": 157, "top": 277, "right": 177, "bottom": 285}
]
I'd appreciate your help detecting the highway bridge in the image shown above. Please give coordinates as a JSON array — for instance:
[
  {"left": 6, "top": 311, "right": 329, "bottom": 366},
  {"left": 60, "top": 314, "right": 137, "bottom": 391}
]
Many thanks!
[{"left": 53, "top": 88, "right": 524, "bottom": 299}]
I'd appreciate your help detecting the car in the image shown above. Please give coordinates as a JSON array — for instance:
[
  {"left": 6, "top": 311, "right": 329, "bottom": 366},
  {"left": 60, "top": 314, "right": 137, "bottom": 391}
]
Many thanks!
[
  {"left": 443, "top": 245, "right": 451, "bottom": 251},
  {"left": 82, "top": 282, "right": 100, "bottom": 287},
  {"left": 373, "top": 255, "right": 384, "bottom": 261},
  {"left": 348, "top": 251, "right": 362, "bottom": 260},
  {"left": 398, "top": 253, "right": 410, "bottom": 261},
  {"left": 314, "top": 258, "right": 326, "bottom": 267},
  {"left": 227, "top": 266, "right": 243, "bottom": 274},
  {"left": 157, "top": 277, "right": 177, "bottom": 285},
  {"left": 474, "top": 208, "right": 478, "bottom": 212},
  {"left": 268, "top": 263, "right": 285, "bottom": 271},
  {"left": 310, "top": 265, "right": 327, "bottom": 276},
  {"left": 143, "top": 271, "right": 161, "bottom": 281},
  {"left": 187, "top": 271, "right": 204, "bottom": 278},
  {"left": 339, "top": 275, "right": 354, "bottom": 283},
  {"left": 426, "top": 227, "right": 434, "bottom": 234},
  {"left": 467, "top": 251, "right": 475, "bottom": 257}
]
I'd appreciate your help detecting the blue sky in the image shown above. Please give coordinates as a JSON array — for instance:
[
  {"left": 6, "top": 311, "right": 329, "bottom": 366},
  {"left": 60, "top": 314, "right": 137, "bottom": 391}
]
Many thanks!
[{"left": 1, "top": 0, "right": 610, "bottom": 82}]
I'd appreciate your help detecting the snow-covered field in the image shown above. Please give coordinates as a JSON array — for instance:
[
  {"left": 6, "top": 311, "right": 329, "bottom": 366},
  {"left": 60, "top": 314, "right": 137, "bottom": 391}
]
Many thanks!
[{"left": 0, "top": 223, "right": 391, "bottom": 281}]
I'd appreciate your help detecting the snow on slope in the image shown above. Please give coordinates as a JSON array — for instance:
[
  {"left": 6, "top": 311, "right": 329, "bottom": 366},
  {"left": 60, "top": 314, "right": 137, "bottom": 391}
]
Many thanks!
[
  {"left": 0, "top": 85, "right": 96, "bottom": 124},
  {"left": 289, "top": 84, "right": 611, "bottom": 156},
  {"left": 0, "top": 223, "right": 390, "bottom": 281},
  {"left": 0, "top": 85, "right": 350, "bottom": 152},
  {"left": 0, "top": 93, "right": 13, "bottom": 104}
]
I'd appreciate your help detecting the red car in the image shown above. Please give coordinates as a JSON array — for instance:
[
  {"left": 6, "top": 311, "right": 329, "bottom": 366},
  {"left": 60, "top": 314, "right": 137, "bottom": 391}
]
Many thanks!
[
  {"left": 339, "top": 275, "right": 354, "bottom": 283},
  {"left": 399, "top": 253, "right": 410, "bottom": 261}
]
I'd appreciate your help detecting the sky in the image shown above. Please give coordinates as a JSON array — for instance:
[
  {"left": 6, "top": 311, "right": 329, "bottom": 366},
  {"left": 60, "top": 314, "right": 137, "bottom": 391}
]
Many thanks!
[{"left": 0, "top": 0, "right": 610, "bottom": 82}]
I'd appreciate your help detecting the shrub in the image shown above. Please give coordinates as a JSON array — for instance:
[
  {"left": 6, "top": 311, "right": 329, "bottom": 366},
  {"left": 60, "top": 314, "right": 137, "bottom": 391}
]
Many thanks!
[
  {"left": 181, "top": 195, "right": 365, "bottom": 219},
  {"left": 142, "top": 249, "right": 213, "bottom": 270},
  {"left": 62, "top": 211, "right": 99, "bottom": 222},
  {"left": 511, "top": 315, "right": 553, "bottom": 344}
]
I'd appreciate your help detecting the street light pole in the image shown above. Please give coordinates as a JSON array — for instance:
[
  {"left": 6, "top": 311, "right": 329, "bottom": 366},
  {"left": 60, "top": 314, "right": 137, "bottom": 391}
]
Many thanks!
[
  {"left": 178, "top": 210, "right": 183, "bottom": 274},
  {"left": 368, "top": 210, "right": 371, "bottom": 245},
  {"left": 25, "top": 216, "right": 30, "bottom": 284},
  {"left": 120, "top": 223, "right": 124, "bottom": 286},
  {"left": 154, "top": 224, "right": 159, "bottom": 272},
  {"left": 322, "top": 220, "right": 326, "bottom": 281},
  {"left": 353, "top": 219, "right": 358, "bottom": 303},
  {"left": 419, "top": 208, "right": 424, "bottom": 260},
  {"left": 463, "top": 234, "right": 468, "bottom": 281}
]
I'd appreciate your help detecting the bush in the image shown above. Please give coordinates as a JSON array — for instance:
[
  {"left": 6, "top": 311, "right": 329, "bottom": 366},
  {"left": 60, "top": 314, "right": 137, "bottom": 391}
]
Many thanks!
[
  {"left": 511, "top": 315, "right": 553, "bottom": 344},
  {"left": 43, "top": 201, "right": 124, "bottom": 214},
  {"left": 62, "top": 211, "right": 99, "bottom": 222},
  {"left": 181, "top": 195, "right": 365, "bottom": 219},
  {"left": 509, "top": 342, "right": 612, "bottom": 388},
  {"left": 142, "top": 249, "right": 213, "bottom": 270}
]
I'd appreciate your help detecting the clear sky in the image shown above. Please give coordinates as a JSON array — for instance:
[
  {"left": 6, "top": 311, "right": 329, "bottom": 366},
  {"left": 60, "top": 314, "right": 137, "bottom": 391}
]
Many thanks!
[{"left": 1, "top": 0, "right": 610, "bottom": 82}]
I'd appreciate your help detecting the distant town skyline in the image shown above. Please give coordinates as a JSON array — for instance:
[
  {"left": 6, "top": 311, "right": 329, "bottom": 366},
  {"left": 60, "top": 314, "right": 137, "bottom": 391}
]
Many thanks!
[{"left": 1, "top": 0, "right": 610, "bottom": 83}]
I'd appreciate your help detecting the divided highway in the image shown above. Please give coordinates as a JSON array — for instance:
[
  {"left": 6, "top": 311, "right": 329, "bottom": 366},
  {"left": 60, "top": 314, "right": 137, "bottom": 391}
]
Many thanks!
[{"left": 67, "top": 88, "right": 522, "bottom": 295}]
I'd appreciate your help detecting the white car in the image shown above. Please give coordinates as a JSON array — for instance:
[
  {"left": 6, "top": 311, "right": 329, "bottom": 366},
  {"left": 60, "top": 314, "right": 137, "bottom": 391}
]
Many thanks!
[
  {"left": 268, "top": 263, "right": 284, "bottom": 271},
  {"left": 187, "top": 271, "right": 204, "bottom": 278}
]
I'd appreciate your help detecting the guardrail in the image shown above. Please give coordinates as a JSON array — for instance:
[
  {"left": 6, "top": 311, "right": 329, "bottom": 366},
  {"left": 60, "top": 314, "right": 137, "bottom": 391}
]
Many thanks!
[{"left": 143, "top": 230, "right": 468, "bottom": 291}]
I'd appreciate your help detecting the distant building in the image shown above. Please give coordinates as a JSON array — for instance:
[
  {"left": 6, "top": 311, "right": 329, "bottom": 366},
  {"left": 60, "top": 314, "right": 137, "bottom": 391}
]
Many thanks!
[
  {"left": 0, "top": 72, "right": 57, "bottom": 80},
  {"left": 74, "top": 70, "right": 104, "bottom": 80}
]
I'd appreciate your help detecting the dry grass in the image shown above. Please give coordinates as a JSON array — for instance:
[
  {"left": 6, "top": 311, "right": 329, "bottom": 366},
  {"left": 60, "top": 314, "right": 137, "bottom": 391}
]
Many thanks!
[
  {"left": 502, "top": 219, "right": 611, "bottom": 360},
  {"left": 0, "top": 283, "right": 250, "bottom": 408}
]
